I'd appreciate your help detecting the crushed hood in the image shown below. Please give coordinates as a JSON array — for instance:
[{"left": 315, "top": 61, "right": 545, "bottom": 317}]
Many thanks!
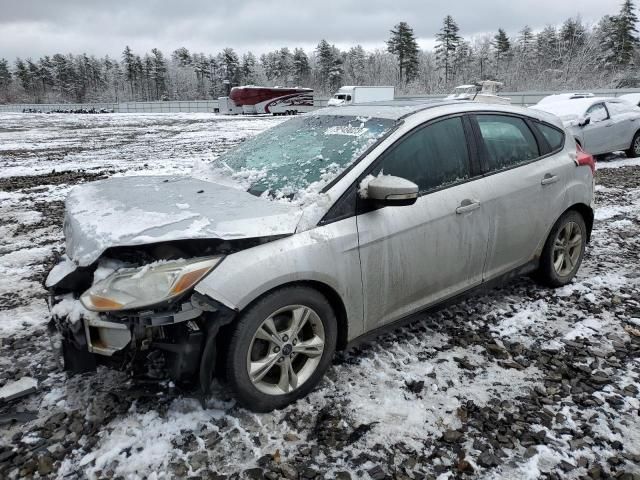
[{"left": 64, "top": 175, "right": 302, "bottom": 266}]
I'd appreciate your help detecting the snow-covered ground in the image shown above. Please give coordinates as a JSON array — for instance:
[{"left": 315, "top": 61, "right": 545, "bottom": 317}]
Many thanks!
[{"left": 0, "top": 113, "right": 639, "bottom": 479}]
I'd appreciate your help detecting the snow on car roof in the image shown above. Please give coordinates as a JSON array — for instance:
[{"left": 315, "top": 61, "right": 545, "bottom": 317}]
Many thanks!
[
  {"left": 532, "top": 97, "right": 615, "bottom": 116},
  {"left": 315, "top": 100, "right": 469, "bottom": 120}
]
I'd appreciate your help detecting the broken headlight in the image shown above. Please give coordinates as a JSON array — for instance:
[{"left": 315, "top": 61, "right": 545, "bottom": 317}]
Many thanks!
[{"left": 80, "top": 257, "right": 223, "bottom": 312}]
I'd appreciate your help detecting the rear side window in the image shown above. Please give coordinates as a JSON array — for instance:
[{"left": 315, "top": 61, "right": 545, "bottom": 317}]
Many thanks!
[
  {"left": 476, "top": 115, "right": 539, "bottom": 171},
  {"left": 373, "top": 116, "right": 471, "bottom": 193},
  {"left": 535, "top": 122, "right": 565, "bottom": 152},
  {"left": 606, "top": 101, "right": 631, "bottom": 116}
]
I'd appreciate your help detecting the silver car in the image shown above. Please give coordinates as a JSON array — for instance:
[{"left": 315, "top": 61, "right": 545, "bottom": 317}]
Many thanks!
[
  {"left": 46, "top": 101, "right": 595, "bottom": 411},
  {"left": 533, "top": 97, "right": 640, "bottom": 157}
]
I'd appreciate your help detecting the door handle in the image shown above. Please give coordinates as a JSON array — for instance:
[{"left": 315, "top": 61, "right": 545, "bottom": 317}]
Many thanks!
[
  {"left": 605, "top": 123, "right": 614, "bottom": 127},
  {"left": 456, "top": 199, "right": 481, "bottom": 214},
  {"left": 541, "top": 174, "right": 559, "bottom": 185}
]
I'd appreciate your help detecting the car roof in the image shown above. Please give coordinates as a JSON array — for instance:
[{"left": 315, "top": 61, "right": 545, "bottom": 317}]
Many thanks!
[
  {"left": 532, "top": 97, "right": 621, "bottom": 116},
  {"left": 315, "top": 100, "right": 461, "bottom": 120},
  {"left": 315, "top": 99, "right": 562, "bottom": 126}
]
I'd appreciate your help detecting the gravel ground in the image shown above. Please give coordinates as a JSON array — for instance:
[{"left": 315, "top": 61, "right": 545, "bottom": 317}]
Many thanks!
[{"left": 0, "top": 113, "right": 639, "bottom": 479}]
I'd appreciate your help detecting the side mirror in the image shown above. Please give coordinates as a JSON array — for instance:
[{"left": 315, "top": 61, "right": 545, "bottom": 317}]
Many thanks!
[
  {"left": 361, "top": 175, "right": 419, "bottom": 207},
  {"left": 578, "top": 116, "right": 591, "bottom": 127}
]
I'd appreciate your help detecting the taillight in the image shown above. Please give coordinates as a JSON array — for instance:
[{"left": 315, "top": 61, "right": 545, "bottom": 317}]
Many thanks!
[{"left": 575, "top": 144, "right": 596, "bottom": 174}]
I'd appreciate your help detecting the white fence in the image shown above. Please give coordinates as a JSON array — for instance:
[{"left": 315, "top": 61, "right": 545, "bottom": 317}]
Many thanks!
[
  {"left": 3, "top": 88, "right": 640, "bottom": 113},
  {"left": 0, "top": 100, "right": 219, "bottom": 113}
]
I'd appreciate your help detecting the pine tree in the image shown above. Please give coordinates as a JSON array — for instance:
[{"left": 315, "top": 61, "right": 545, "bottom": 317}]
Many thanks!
[
  {"left": 387, "top": 22, "right": 420, "bottom": 84},
  {"left": 292, "top": 48, "right": 310, "bottom": 85},
  {"left": 316, "top": 39, "right": 335, "bottom": 91},
  {"left": 560, "top": 17, "right": 586, "bottom": 52},
  {"left": 492, "top": 28, "right": 511, "bottom": 78},
  {"left": 276, "top": 47, "right": 293, "bottom": 84},
  {"left": 0, "top": 58, "right": 11, "bottom": 97},
  {"left": 122, "top": 46, "right": 136, "bottom": 97},
  {"left": 172, "top": 47, "right": 192, "bottom": 67},
  {"left": 611, "top": 0, "right": 639, "bottom": 65},
  {"left": 219, "top": 48, "right": 240, "bottom": 91},
  {"left": 328, "top": 46, "right": 344, "bottom": 90},
  {"left": 14, "top": 59, "right": 32, "bottom": 97},
  {"left": 260, "top": 51, "right": 279, "bottom": 81},
  {"left": 151, "top": 48, "right": 167, "bottom": 99},
  {"left": 518, "top": 26, "right": 535, "bottom": 59},
  {"left": 346, "top": 45, "right": 367, "bottom": 84},
  {"left": 241, "top": 52, "right": 259, "bottom": 84},
  {"left": 435, "top": 16, "right": 461, "bottom": 84},
  {"left": 536, "top": 25, "right": 560, "bottom": 68}
]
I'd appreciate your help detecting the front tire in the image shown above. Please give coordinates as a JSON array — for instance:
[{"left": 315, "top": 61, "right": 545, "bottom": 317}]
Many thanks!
[
  {"left": 625, "top": 130, "right": 640, "bottom": 158},
  {"left": 224, "top": 286, "right": 337, "bottom": 412},
  {"left": 536, "top": 210, "right": 587, "bottom": 288}
]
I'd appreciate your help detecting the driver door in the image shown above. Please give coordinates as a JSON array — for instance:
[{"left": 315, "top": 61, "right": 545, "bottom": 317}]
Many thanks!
[
  {"left": 356, "top": 116, "right": 490, "bottom": 330},
  {"left": 582, "top": 102, "right": 613, "bottom": 154}
]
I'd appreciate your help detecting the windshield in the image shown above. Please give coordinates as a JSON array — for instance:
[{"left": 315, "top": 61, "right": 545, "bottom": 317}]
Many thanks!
[
  {"left": 208, "top": 114, "right": 396, "bottom": 200},
  {"left": 335, "top": 94, "right": 346, "bottom": 100}
]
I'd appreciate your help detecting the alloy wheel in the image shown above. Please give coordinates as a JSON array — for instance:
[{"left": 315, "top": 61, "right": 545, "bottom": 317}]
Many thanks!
[
  {"left": 246, "top": 305, "right": 325, "bottom": 395},
  {"left": 552, "top": 221, "right": 583, "bottom": 277},
  {"left": 634, "top": 135, "right": 640, "bottom": 156}
]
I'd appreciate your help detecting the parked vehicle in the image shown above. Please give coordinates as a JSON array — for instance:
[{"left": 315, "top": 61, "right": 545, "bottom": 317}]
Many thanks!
[
  {"left": 327, "top": 86, "right": 395, "bottom": 106},
  {"left": 218, "top": 86, "right": 314, "bottom": 115},
  {"left": 532, "top": 97, "right": 640, "bottom": 157},
  {"left": 47, "top": 100, "right": 595, "bottom": 411},
  {"left": 445, "top": 81, "right": 511, "bottom": 104},
  {"left": 536, "top": 93, "right": 594, "bottom": 105}
]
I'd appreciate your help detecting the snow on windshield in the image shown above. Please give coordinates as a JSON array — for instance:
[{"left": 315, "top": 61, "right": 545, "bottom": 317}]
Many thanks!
[{"left": 201, "top": 114, "right": 396, "bottom": 204}]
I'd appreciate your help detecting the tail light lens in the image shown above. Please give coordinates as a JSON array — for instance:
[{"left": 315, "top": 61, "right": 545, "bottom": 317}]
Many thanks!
[{"left": 575, "top": 144, "right": 596, "bottom": 174}]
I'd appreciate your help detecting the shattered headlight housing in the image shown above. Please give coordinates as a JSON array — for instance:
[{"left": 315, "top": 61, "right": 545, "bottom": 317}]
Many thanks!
[{"left": 81, "top": 257, "right": 223, "bottom": 312}]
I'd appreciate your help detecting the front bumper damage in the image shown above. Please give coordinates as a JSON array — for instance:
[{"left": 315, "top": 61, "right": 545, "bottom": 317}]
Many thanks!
[{"left": 47, "top": 291, "right": 236, "bottom": 386}]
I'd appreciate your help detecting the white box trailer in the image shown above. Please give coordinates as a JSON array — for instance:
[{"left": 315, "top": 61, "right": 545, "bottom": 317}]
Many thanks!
[
  {"left": 218, "top": 86, "right": 315, "bottom": 115},
  {"left": 327, "top": 86, "right": 395, "bottom": 106}
]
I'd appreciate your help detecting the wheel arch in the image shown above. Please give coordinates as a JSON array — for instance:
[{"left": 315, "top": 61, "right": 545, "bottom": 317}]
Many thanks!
[
  {"left": 214, "top": 279, "right": 350, "bottom": 351},
  {"left": 564, "top": 203, "right": 594, "bottom": 242}
]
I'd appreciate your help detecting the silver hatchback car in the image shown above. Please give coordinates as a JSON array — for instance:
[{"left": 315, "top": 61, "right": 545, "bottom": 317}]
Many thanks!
[
  {"left": 47, "top": 101, "right": 595, "bottom": 411},
  {"left": 533, "top": 97, "right": 640, "bottom": 157}
]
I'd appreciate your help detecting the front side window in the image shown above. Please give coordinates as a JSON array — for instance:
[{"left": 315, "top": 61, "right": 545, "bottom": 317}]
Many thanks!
[
  {"left": 586, "top": 103, "right": 609, "bottom": 122},
  {"left": 371, "top": 117, "right": 471, "bottom": 193},
  {"left": 476, "top": 115, "right": 539, "bottom": 171}
]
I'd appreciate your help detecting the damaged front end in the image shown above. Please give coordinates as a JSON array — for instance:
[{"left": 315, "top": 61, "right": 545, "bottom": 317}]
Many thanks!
[{"left": 46, "top": 248, "right": 237, "bottom": 390}]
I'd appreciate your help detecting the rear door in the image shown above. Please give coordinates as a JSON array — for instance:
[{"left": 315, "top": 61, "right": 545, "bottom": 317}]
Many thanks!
[
  {"left": 605, "top": 100, "right": 638, "bottom": 150},
  {"left": 582, "top": 102, "right": 614, "bottom": 154},
  {"left": 356, "top": 115, "right": 490, "bottom": 330},
  {"left": 470, "top": 114, "right": 569, "bottom": 280}
]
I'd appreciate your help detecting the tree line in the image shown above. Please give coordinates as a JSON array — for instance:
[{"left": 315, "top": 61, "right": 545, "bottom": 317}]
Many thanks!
[{"left": 0, "top": 0, "right": 638, "bottom": 104}]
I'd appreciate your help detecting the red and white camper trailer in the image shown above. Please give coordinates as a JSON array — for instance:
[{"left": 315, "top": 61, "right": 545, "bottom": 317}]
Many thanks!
[{"left": 218, "top": 86, "right": 315, "bottom": 115}]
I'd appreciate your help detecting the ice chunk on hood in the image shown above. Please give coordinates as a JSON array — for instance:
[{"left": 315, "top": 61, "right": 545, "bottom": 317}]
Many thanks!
[{"left": 64, "top": 175, "right": 303, "bottom": 266}]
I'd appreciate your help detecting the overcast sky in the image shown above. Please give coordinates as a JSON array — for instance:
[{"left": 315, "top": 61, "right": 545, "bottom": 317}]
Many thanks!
[{"left": 0, "top": 0, "right": 625, "bottom": 60}]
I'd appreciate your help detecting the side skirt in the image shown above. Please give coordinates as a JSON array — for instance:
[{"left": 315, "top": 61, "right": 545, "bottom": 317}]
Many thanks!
[{"left": 344, "top": 259, "right": 538, "bottom": 351}]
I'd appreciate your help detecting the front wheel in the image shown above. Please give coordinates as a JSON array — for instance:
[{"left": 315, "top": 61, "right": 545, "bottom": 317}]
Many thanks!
[
  {"left": 625, "top": 130, "right": 640, "bottom": 158},
  {"left": 224, "top": 286, "right": 337, "bottom": 411},
  {"left": 536, "top": 210, "right": 587, "bottom": 287}
]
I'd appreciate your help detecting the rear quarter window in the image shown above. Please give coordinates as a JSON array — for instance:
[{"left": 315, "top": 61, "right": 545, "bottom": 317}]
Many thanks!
[{"left": 535, "top": 122, "right": 565, "bottom": 152}]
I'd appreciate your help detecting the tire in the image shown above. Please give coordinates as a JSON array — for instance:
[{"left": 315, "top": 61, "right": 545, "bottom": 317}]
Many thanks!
[
  {"left": 625, "top": 130, "right": 640, "bottom": 158},
  {"left": 536, "top": 210, "right": 587, "bottom": 288},
  {"left": 224, "top": 286, "right": 337, "bottom": 412}
]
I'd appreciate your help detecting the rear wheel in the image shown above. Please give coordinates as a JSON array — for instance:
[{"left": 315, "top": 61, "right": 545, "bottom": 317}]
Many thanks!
[
  {"left": 536, "top": 210, "right": 587, "bottom": 287},
  {"left": 625, "top": 131, "right": 640, "bottom": 158},
  {"left": 225, "top": 286, "right": 337, "bottom": 411}
]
